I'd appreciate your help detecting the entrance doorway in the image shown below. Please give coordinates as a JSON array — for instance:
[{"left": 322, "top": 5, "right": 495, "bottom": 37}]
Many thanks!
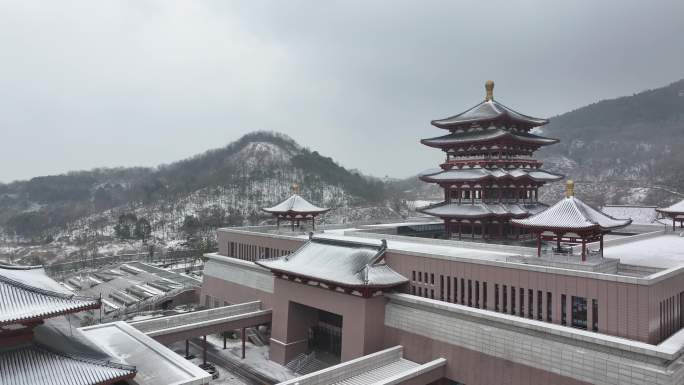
[{"left": 309, "top": 310, "right": 342, "bottom": 358}]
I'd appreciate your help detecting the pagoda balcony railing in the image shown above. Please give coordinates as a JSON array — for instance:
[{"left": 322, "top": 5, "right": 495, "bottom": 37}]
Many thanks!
[{"left": 441, "top": 159, "right": 543, "bottom": 170}]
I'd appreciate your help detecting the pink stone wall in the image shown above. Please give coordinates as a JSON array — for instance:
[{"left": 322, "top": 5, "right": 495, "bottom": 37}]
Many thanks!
[
  {"left": 270, "top": 278, "right": 387, "bottom": 364},
  {"left": 384, "top": 327, "right": 592, "bottom": 385},
  {"left": 201, "top": 275, "right": 274, "bottom": 309}
]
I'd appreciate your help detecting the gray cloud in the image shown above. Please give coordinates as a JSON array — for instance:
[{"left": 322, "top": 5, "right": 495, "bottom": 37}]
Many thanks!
[{"left": 0, "top": 0, "right": 682, "bottom": 182}]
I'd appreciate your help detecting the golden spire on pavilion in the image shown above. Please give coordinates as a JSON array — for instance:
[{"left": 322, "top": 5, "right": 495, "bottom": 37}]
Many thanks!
[
  {"left": 485, "top": 80, "right": 495, "bottom": 101},
  {"left": 565, "top": 179, "right": 575, "bottom": 198}
]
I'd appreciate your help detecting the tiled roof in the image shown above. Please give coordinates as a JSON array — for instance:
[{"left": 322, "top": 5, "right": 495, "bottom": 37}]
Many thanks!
[
  {"left": 432, "top": 99, "right": 548, "bottom": 130},
  {"left": 0, "top": 265, "right": 100, "bottom": 325},
  {"left": 262, "top": 194, "right": 330, "bottom": 215},
  {"left": 421, "top": 129, "right": 558, "bottom": 148},
  {"left": 419, "top": 202, "right": 548, "bottom": 219},
  {"left": 257, "top": 237, "right": 407, "bottom": 288},
  {"left": 0, "top": 343, "right": 136, "bottom": 385},
  {"left": 657, "top": 199, "right": 684, "bottom": 215},
  {"left": 419, "top": 167, "right": 563, "bottom": 183},
  {"left": 511, "top": 196, "right": 632, "bottom": 231}
]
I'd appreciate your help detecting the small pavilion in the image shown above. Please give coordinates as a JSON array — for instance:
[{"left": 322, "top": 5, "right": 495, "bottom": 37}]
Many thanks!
[
  {"left": 262, "top": 185, "right": 330, "bottom": 231},
  {"left": 656, "top": 199, "right": 684, "bottom": 230},
  {"left": 511, "top": 180, "right": 632, "bottom": 261}
]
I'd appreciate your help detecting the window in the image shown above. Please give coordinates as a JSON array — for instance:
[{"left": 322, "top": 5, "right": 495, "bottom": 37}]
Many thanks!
[
  {"left": 561, "top": 294, "right": 567, "bottom": 325},
  {"left": 454, "top": 277, "right": 458, "bottom": 303},
  {"left": 483, "top": 282, "right": 488, "bottom": 309},
  {"left": 503, "top": 285, "right": 508, "bottom": 313},
  {"left": 592, "top": 299, "right": 599, "bottom": 332},
  {"left": 475, "top": 281, "right": 480, "bottom": 308},
  {"left": 461, "top": 279, "right": 465, "bottom": 304},
  {"left": 511, "top": 286, "right": 516, "bottom": 315},
  {"left": 519, "top": 288, "right": 524, "bottom": 316},
  {"left": 431, "top": 273, "right": 435, "bottom": 285},
  {"left": 411, "top": 286, "right": 416, "bottom": 295},
  {"left": 440, "top": 275, "right": 444, "bottom": 301},
  {"left": 528, "top": 289, "right": 534, "bottom": 318},
  {"left": 430, "top": 289, "right": 435, "bottom": 299},
  {"left": 412, "top": 271, "right": 416, "bottom": 281},
  {"left": 418, "top": 272, "right": 422, "bottom": 282},
  {"left": 537, "top": 290, "right": 543, "bottom": 320},
  {"left": 418, "top": 287, "right": 422, "bottom": 297},
  {"left": 572, "top": 296, "right": 587, "bottom": 329},
  {"left": 468, "top": 280, "right": 472, "bottom": 307},
  {"left": 495, "top": 284, "right": 500, "bottom": 311},
  {"left": 447, "top": 276, "right": 451, "bottom": 302},
  {"left": 547, "top": 292, "right": 552, "bottom": 322}
]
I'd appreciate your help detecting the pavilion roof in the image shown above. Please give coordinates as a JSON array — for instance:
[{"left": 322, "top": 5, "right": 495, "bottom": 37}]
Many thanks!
[
  {"left": 431, "top": 99, "right": 548, "bottom": 130},
  {"left": 511, "top": 196, "right": 632, "bottom": 232},
  {"left": 421, "top": 128, "right": 558, "bottom": 148},
  {"left": 0, "top": 342, "right": 136, "bottom": 385},
  {"left": 262, "top": 194, "right": 330, "bottom": 216},
  {"left": 656, "top": 199, "right": 684, "bottom": 215},
  {"left": 256, "top": 237, "right": 407, "bottom": 289},
  {"left": 0, "top": 265, "right": 100, "bottom": 326},
  {"left": 419, "top": 167, "right": 563, "bottom": 183},
  {"left": 419, "top": 202, "right": 548, "bottom": 219}
]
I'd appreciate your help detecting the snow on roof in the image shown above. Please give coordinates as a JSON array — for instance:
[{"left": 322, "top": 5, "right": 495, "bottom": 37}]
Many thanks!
[
  {"left": 419, "top": 202, "right": 547, "bottom": 218},
  {"left": 657, "top": 199, "right": 684, "bottom": 215},
  {"left": 80, "top": 321, "right": 211, "bottom": 385},
  {"left": 512, "top": 196, "right": 631, "bottom": 231},
  {"left": 0, "top": 265, "right": 100, "bottom": 325},
  {"left": 262, "top": 194, "right": 330, "bottom": 215},
  {"left": 431, "top": 99, "right": 548, "bottom": 130},
  {"left": 257, "top": 237, "right": 407, "bottom": 288},
  {"left": 419, "top": 167, "right": 563, "bottom": 183},
  {"left": 603, "top": 233, "right": 684, "bottom": 269},
  {"left": 0, "top": 343, "right": 136, "bottom": 385},
  {"left": 602, "top": 205, "right": 659, "bottom": 225}
]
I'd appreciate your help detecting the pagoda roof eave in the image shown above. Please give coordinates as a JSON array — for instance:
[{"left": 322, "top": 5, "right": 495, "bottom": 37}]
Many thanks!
[
  {"left": 418, "top": 168, "right": 564, "bottom": 184},
  {"left": 510, "top": 196, "right": 633, "bottom": 232},
  {"left": 262, "top": 194, "right": 329, "bottom": 215},
  {"left": 431, "top": 100, "right": 549, "bottom": 130},
  {"left": 420, "top": 130, "right": 559, "bottom": 148}
]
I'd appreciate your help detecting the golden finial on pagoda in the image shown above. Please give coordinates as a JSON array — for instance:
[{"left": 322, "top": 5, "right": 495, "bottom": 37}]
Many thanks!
[
  {"left": 485, "top": 80, "right": 495, "bottom": 101},
  {"left": 565, "top": 179, "right": 575, "bottom": 198},
  {"left": 292, "top": 184, "right": 300, "bottom": 194}
]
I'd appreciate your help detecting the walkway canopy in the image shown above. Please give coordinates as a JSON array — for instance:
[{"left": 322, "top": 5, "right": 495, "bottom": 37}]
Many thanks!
[
  {"left": 512, "top": 180, "right": 631, "bottom": 260},
  {"left": 656, "top": 199, "right": 684, "bottom": 230},
  {"left": 263, "top": 186, "right": 330, "bottom": 230}
]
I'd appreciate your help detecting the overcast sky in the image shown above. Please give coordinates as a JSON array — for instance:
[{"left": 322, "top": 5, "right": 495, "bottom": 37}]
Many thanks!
[{"left": 1, "top": 0, "right": 683, "bottom": 183}]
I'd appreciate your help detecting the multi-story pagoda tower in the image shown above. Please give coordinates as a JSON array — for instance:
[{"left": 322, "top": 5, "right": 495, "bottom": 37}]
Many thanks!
[{"left": 419, "top": 80, "right": 563, "bottom": 239}]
